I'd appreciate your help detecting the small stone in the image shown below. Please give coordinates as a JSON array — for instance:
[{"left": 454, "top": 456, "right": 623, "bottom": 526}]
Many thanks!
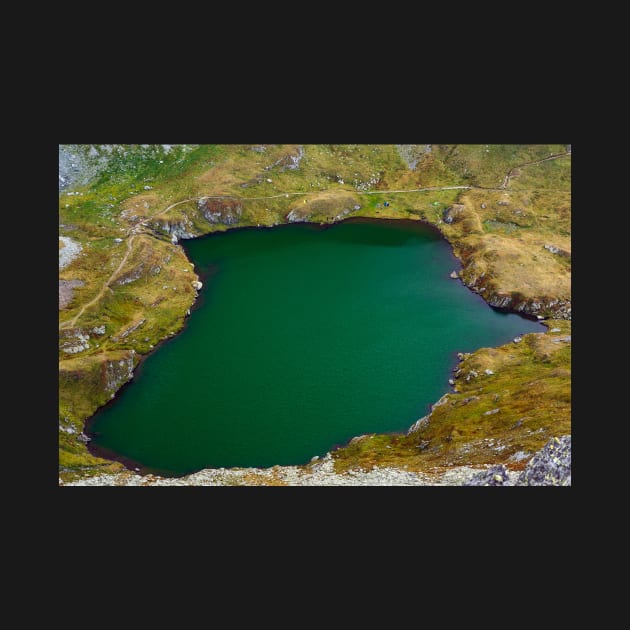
[
  {"left": 114, "top": 238, "right": 123, "bottom": 243},
  {"left": 485, "top": 369, "right": 494, "bottom": 375},
  {"left": 484, "top": 408, "right": 500, "bottom": 415},
  {"left": 481, "top": 203, "right": 487, "bottom": 209},
  {"left": 266, "top": 178, "right": 272, "bottom": 183},
  {"left": 449, "top": 270, "right": 459, "bottom": 279},
  {"left": 191, "top": 280, "right": 203, "bottom": 290},
  {"left": 513, "top": 336, "right": 522, "bottom": 343},
  {"left": 448, "top": 378, "right": 455, "bottom": 385},
  {"left": 550, "top": 328, "right": 561, "bottom": 332},
  {"left": 493, "top": 474, "right": 503, "bottom": 483},
  {"left": 536, "top": 315, "right": 544, "bottom": 320}
]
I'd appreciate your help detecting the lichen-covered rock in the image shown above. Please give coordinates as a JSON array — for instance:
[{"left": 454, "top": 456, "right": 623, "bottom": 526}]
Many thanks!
[
  {"left": 287, "top": 208, "right": 308, "bottom": 223},
  {"left": 443, "top": 204, "right": 466, "bottom": 224},
  {"left": 59, "top": 236, "right": 83, "bottom": 270},
  {"left": 59, "top": 279, "right": 85, "bottom": 310},
  {"left": 198, "top": 197, "right": 242, "bottom": 225},
  {"left": 104, "top": 351, "right": 136, "bottom": 393},
  {"left": 153, "top": 218, "right": 196, "bottom": 243},
  {"left": 464, "top": 465, "right": 511, "bottom": 486},
  {"left": 396, "top": 144, "right": 432, "bottom": 170},
  {"left": 60, "top": 329, "right": 90, "bottom": 354},
  {"left": 515, "top": 435, "right": 571, "bottom": 486}
]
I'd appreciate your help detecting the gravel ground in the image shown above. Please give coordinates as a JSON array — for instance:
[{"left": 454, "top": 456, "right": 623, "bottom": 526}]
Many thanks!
[
  {"left": 59, "top": 236, "right": 82, "bottom": 270},
  {"left": 61, "top": 436, "right": 570, "bottom": 487},
  {"left": 61, "top": 454, "right": 513, "bottom": 487}
]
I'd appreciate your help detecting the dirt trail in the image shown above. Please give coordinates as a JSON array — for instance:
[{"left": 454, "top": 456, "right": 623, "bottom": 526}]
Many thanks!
[
  {"left": 499, "top": 151, "right": 570, "bottom": 189},
  {"left": 59, "top": 170, "right": 569, "bottom": 331},
  {"left": 59, "top": 232, "right": 141, "bottom": 330}
]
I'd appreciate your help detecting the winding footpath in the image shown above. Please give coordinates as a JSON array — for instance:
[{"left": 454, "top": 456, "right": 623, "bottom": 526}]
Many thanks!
[
  {"left": 59, "top": 151, "right": 570, "bottom": 331},
  {"left": 59, "top": 231, "right": 143, "bottom": 330},
  {"left": 499, "top": 151, "right": 569, "bottom": 189}
]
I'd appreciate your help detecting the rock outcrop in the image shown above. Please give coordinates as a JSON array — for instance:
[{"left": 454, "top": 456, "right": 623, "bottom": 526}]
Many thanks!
[
  {"left": 153, "top": 218, "right": 196, "bottom": 243},
  {"left": 59, "top": 279, "right": 84, "bottom": 310},
  {"left": 516, "top": 435, "right": 571, "bottom": 486},
  {"left": 198, "top": 198, "right": 242, "bottom": 225},
  {"left": 464, "top": 436, "right": 571, "bottom": 486}
]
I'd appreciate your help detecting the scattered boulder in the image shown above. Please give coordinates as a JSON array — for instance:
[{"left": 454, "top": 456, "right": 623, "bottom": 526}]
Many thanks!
[
  {"left": 443, "top": 204, "right": 465, "bottom": 224},
  {"left": 465, "top": 370, "right": 479, "bottom": 382},
  {"left": 515, "top": 436, "right": 571, "bottom": 486},
  {"left": 543, "top": 244, "right": 571, "bottom": 258},
  {"left": 191, "top": 280, "right": 203, "bottom": 290},
  {"left": 198, "top": 197, "right": 242, "bottom": 225},
  {"left": 59, "top": 279, "right": 85, "bottom": 310},
  {"left": 449, "top": 270, "right": 459, "bottom": 279},
  {"left": 464, "top": 465, "right": 511, "bottom": 486}
]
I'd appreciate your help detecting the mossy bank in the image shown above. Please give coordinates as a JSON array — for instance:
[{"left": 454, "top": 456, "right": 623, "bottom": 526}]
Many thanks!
[{"left": 58, "top": 144, "right": 571, "bottom": 484}]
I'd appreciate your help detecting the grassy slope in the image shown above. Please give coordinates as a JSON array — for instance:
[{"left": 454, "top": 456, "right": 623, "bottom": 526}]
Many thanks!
[{"left": 59, "top": 144, "right": 571, "bottom": 480}]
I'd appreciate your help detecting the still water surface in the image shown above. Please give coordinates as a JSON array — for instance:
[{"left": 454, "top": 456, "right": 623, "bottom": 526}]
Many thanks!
[{"left": 88, "top": 220, "right": 543, "bottom": 474}]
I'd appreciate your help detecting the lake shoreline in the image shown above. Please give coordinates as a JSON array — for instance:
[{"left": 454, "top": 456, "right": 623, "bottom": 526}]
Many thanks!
[{"left": 84, "top": 216, "right": 545, "bottom": 478}]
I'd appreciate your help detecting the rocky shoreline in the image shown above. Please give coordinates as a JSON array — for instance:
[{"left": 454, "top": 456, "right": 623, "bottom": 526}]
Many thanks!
[
  {"left": 59, "top": 145, "right": 571, "bottom": 485},
  {"left": 61, "top": 436, "right": 570, "bottom": 486}
]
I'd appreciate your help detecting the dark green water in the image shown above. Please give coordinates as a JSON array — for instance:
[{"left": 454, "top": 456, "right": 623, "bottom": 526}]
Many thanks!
[{"left": 88, "top": 220, "right": 543, "bottom": 475}]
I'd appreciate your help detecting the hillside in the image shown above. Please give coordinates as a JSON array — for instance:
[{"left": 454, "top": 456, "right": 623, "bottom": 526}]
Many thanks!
[{"left": 58, "top": 144, "right": 571, "bottom": 485}]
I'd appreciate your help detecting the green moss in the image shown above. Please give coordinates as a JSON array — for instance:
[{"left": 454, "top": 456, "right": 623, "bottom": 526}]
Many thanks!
[
  {"left": 332, "top": 323, "right": 571, "bottom": 473},
  {"left": 59, "top": 144, "right": 571, "bottom": 481}
]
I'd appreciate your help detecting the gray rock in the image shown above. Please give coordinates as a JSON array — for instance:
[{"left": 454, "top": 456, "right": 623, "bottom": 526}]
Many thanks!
[
  {"left": 464, "top": 465, "right": 511, "bottom": 486},
  {"left": 515, "top": 435, "right": 571, "bottom": 486},
  {"left": 483, "top": 408, "right": 500, "bottom": 415},
  {"left": 443, "top": 204, "right": 465, "bottom": 224},
  {"left": 544, "top": 244, "right": 561, "bottom": 254},
  {"left": 450, "top": 270, "right": 459, "bottom": 279}
]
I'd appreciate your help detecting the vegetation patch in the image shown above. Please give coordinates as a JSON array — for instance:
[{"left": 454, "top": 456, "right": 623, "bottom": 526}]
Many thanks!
[{"left": 59, "top": 144, "right": 571, "bottom": 482}]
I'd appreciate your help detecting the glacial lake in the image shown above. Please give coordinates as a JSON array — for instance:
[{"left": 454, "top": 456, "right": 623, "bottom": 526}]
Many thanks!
[{"left": 88, "top": 219, "right": 544, "bottom": 475}]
